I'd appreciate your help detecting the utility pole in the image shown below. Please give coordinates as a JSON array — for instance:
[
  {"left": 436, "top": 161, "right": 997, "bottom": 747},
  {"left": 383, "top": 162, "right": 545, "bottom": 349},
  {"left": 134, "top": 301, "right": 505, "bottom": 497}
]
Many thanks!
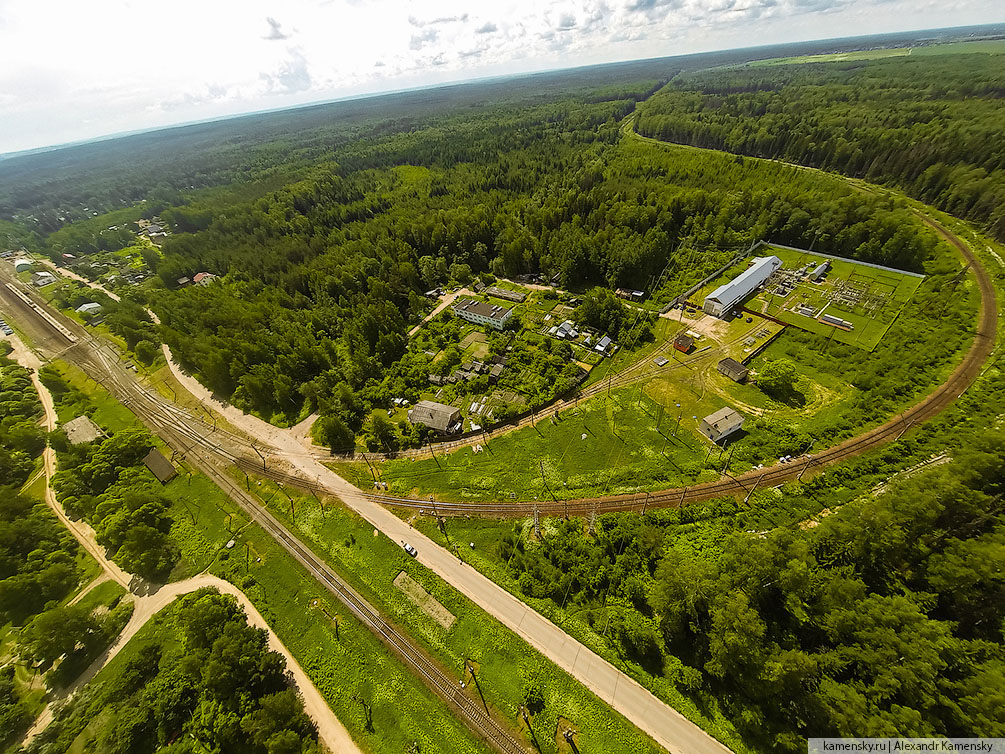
[
  {"left": 251, "top": 442, "right": 266, "bottom": 472},
  {"left": 641, "top": 491, "right": 650, "bottom": 516},
  {"left": 721, "top": 443, "right": 736, "bottom": 473},
  {"left": 679, "top": 486, "right": 687, "bottom": 508},
  {"left": 798, "top": 457, "right": 813, "bottom": 482},
  {"left": 745, "top": 472, "right": 766, "bottom": 505},
  {"left": 362, "top": 453, "right": 377, "bottom": 482}
]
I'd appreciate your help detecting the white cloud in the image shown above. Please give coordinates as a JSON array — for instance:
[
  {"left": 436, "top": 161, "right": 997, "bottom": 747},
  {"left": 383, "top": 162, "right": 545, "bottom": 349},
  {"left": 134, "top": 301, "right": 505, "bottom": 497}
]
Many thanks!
[
  {"left": 0, "top": 0, "right": 998, "bottom": 153},
  {"left": 264, "top": 16, "right": 290, "bottom": 40}
]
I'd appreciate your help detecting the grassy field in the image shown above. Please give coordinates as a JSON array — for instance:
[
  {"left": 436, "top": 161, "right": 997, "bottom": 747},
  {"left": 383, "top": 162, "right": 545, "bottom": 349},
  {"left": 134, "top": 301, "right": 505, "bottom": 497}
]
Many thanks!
[
  {"left": 751, "top": 39, "right": 1005, "bottom": 67},
  {"left": 755, "top": 247, "right": 923, "bottom": 351},
  {"left": 751, "top": 47, "right": 912, "bottom": 66},
  {"left": 377, "top": 367, "right": 812, "bottom": 503},
  {"left": 242, "top": 473, "right": 736, "bottom": 754},
  {"left": 157, "top": 465, "right": 494, "bottom": 754},
  {"left": 48, "top": 359, "right": 141, "bottom": 432}
]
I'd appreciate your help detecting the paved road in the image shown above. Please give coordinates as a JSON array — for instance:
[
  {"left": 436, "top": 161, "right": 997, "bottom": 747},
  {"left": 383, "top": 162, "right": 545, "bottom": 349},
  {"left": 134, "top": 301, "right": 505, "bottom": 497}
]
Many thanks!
[{"left": 82, "top": 293, "right": 733, "bottom": 752}]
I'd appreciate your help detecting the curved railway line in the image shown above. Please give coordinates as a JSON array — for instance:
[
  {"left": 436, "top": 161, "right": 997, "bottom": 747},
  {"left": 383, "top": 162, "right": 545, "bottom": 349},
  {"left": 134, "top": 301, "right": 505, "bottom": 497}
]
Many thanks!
[
  {"left": 359, "top": 210, "right": 998, "bottom": 516},
  {"left": 1, "top": 202, "right": 996, "bottom": 525},
  {"left": 0, "top": 184, "right": 996, "bottom": 754}
]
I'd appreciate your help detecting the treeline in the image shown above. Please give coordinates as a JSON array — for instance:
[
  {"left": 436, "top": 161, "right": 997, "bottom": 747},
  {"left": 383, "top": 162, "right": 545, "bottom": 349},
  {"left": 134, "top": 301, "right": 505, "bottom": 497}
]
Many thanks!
[
  {"left": 0, "top": 56, "right": 683, "bottom": 234},
  {"left": 635, "top": 53, "right": 1005, "bottom": 240},
  {"left": 26, "top": 589, "right": 320, "bottom": 754},
  {"left": 500, "top": 434, "right": 1005, "bottom": 748},
  {"left": 0, "top": 488, "right": 82, "bottom": 627}
]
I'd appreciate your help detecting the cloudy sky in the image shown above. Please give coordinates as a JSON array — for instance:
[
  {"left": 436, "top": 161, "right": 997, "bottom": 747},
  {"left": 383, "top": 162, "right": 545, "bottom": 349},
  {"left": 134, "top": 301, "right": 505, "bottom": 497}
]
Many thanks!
[{"left": 0, "top": 0, "right": 998, "bottom": 154}]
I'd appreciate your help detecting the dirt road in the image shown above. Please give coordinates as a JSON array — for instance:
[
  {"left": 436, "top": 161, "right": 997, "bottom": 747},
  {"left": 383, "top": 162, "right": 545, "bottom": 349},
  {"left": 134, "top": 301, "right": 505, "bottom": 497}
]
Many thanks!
[
  {"left": 408, "top": 287, "right": 471, "bottom": 337},
  {"left": 8, "top": 333, "right": 360, "bottom": 754},
  {"left": 35, "top": 258, "right": 122, "bottom": 302},
  {"left": 153, "top": 332, "right": 732, "bottom": 752}
]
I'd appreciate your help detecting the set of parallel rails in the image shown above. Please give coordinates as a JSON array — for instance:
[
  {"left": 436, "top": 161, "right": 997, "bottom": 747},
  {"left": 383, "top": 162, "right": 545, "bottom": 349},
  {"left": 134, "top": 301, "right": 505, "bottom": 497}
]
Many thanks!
[
  {"left": 0, "top": 280, "right": 529, "bottom": 754},
  {"left": 1, "top": 205, "right": 996, "bottom": 523}
]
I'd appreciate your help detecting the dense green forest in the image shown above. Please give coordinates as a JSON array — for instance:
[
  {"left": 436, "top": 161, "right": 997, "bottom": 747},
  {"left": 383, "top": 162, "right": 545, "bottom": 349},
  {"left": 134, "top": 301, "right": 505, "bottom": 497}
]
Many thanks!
[
  {"left": 0, "top": 487, "right": 83, "bottom": 628},
  {"left": 25, "top": 589, "right": 320, "bottom": 754},
  {"left": 3, "top": 26, "right": 956, "bottom": 237},
  {"left": 149, "top": 104, "right": 947, "bottom": 429},
  {"left": 0, "top": 358, "right": 46, "bottom": 487},
  {"left": 635, "top": 51, "right": 1005, "bottom": 240},
  {"left": 469, "top": 423, "right": 1005, "bottom": 748}
]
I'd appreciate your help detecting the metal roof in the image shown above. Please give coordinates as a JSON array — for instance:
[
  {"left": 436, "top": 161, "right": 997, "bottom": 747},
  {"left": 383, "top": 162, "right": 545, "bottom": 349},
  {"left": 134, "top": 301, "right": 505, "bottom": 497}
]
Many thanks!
[
  {"left": 409, "top": 400, "right": 461, "bottom": 431},
  {"left": 452, "top": 298, "right": 512, "bottom": 321},
  {"left": 143, "top": 448, "right": 177, "bottom": 483},
  {"left": 705, "top": 256, "right": 782, "bottom": 308},
  {"left": 702, "top": 407, "right": 744, "bottom": 427}
]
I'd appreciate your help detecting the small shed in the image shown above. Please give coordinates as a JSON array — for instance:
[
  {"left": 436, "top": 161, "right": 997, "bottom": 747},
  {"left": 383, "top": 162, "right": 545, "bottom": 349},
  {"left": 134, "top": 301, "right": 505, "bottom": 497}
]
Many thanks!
[
  {"left": 76, "top": 302, "right": 103, "bottom": 315},
  {"left": 143, "top": 448, "right": 177, "bottom": 484},
  {"left": 32, "top": 271, "right": 57, "bottom": 287},
  {"left": 699, "top": 408, "right": 745, "bottom": 443},
  {"left": 673, "top": 333, "right": 695, "bottom": 354},
  {"left": 62, "top": 415, "right": 105, "bottom": 445},
  {"left": 717, "top": 357, "right": 749, "bottom": 383}
]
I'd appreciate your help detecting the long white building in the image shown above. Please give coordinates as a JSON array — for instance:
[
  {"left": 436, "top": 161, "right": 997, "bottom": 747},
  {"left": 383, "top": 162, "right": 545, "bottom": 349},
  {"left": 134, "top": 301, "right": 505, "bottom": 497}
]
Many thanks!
[
  {"left": 452, "top": 299, "right": 512, "bottom": 330},
  {"left": 703, "top": 255, "right": 782, "bottom": 318}
]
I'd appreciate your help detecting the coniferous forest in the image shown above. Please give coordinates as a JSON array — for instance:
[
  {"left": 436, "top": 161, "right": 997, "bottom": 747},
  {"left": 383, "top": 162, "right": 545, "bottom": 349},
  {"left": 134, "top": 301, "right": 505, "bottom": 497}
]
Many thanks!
[{"left": 635, "top": 52, "right": 1005, "bottom": 239}]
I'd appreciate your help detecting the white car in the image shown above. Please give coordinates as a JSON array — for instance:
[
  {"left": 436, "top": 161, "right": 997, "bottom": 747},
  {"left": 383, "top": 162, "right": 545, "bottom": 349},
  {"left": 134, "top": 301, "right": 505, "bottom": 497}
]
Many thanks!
[{"left": 401, "top": 541, "right": 418, "bottom": 557}]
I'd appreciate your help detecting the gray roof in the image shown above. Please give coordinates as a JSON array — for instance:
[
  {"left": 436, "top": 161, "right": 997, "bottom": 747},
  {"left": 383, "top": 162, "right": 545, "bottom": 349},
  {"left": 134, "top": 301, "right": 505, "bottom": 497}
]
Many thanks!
[
  {"left": 408, "top": 400, "right": 461, "bottom": 432},
  {"left": 452, "top": 298, "right": 512, "bottom": 322},
  {"left": 702, "top": 407, "right": 744, "bottom": 427},
  {"left": 718, "top": 358, "right": 749, "bottom": 382},
  {"left": 143, "top": 448, "right": 177, "bottom": 483},
  {"left": 62, "top": 415, "right": 104, "bottom": 445},
  {"left": 705, "top": 256, "right": 782, "bottom": 309}
]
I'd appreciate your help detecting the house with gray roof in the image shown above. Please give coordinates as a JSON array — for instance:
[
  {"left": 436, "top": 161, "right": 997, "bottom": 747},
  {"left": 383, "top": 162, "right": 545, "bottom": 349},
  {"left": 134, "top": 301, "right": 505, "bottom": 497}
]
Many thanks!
[{"left": 408, "top": 400, "right": 462, "bottom": 433}]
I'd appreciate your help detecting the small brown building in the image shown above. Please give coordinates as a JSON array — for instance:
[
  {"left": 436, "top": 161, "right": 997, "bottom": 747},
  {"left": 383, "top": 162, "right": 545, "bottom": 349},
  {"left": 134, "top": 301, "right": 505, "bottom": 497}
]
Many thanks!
[
  {"left": 717, "top": 357, "right": 749, "bottom": 383},
  {"left": 673, "top": 334, "right": 695, "bottom": 354}
]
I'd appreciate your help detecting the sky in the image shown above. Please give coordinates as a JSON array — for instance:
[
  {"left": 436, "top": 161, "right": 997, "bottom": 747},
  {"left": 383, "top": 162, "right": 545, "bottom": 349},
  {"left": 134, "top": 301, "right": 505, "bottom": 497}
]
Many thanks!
[{"left": 0, "top": 0, "right": 999, "bottom": 154}]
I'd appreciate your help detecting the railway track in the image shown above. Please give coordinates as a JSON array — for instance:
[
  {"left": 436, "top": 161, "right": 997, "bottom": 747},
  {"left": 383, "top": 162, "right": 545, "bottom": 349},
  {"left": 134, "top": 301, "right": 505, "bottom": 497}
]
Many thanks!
[
  {"left": 2, "top": 206, "right": 996, "bottom": 523},
  {"left": 359, "top": 209, "right": 998, "bottom": 516},
  {"left": 0, "top": 279, "right": 529, "bottom": 754},
  {"left": 151, "top": 424, "right": 529, "bottom": 754}
]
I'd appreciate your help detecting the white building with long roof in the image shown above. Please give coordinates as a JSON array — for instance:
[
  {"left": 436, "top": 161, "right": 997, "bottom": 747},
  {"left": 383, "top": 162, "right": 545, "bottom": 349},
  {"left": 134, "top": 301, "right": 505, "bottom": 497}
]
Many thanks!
[{"left": 703, "top": 255, "right": 782, "bottom": 318}]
